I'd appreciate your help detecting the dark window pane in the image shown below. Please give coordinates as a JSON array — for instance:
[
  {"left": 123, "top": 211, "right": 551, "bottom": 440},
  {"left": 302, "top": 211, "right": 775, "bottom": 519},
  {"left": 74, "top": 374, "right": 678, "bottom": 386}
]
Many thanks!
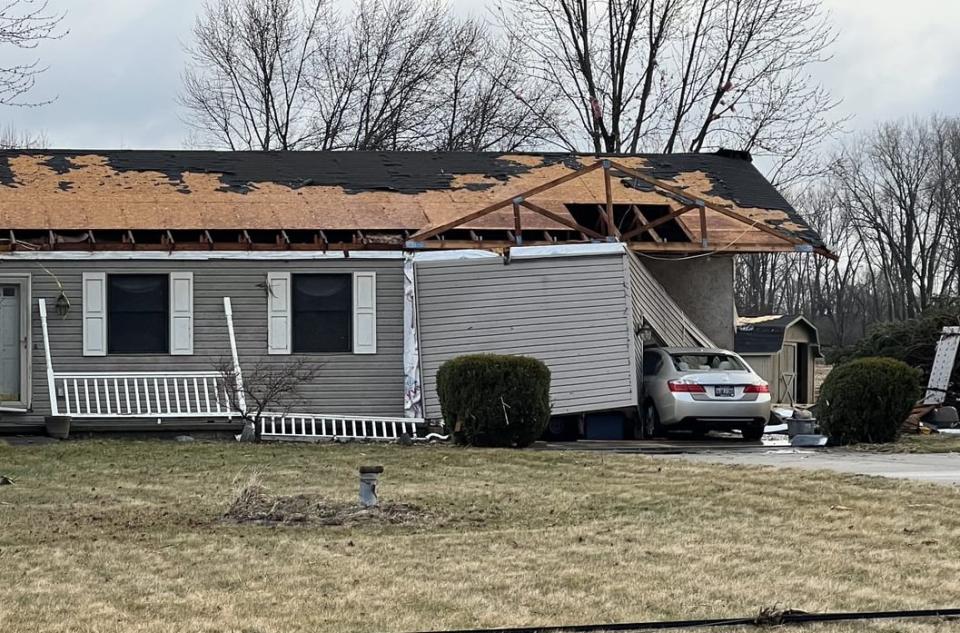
[
  {"left": 292, "top": 274, "right": 351, "bottom": 353},
  {"left": 108, "top": 274, "right": 168, "bottom": 354}
]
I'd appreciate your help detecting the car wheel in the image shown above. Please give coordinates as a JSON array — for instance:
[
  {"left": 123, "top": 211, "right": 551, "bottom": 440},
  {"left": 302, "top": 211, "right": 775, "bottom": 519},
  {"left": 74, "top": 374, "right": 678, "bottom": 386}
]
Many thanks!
[
  {"left": 643, "top": 402, "right": 662, "bottom": 439},
  {"left": 741, "top": 422, "right": 765, "bottom": 442}
]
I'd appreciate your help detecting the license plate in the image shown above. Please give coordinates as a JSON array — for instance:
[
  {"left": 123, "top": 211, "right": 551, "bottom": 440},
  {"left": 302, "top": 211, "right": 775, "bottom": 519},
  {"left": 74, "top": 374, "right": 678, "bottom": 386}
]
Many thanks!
[{"left": 714, "top": 386, "right": 735, "bottom": 397}]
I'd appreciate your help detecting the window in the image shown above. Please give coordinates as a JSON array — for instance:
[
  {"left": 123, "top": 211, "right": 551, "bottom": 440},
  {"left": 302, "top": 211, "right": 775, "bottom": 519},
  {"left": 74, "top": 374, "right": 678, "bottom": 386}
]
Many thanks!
[
  {"left": 642, "top": 350, "right": 662, "bottom": 376},
  {"left": 670, "top": 353, "right": 747, "bottom": 372},
  {"left": 292, "top": 274, "right": 352, "bottom": 353},
  {"left": 107, "top": 274, "right": 169, "bottom": 354}
]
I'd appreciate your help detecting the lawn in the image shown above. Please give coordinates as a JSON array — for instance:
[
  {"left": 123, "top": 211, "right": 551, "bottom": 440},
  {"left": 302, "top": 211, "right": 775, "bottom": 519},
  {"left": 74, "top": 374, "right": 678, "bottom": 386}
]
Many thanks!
[
  {"left": 2, "top": 440, "right": 960, "bottom": 633},
  {"left": 855, "top": 434, "right": 960, "bottom": 454}
]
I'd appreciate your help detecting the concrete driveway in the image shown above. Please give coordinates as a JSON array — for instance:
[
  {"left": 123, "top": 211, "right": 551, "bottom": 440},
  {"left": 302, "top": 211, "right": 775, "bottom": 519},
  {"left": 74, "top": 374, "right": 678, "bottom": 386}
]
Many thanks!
[
  {"left": 658, "top": 449, "right": 960, "bottom": 485},
  {"left": 538, "top": 436, "right": 960, "bottom": 485}
]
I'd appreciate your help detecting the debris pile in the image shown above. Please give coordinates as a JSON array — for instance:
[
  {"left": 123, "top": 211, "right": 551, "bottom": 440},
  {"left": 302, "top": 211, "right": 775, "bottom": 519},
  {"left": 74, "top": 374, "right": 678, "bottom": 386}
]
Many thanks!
[{"left": 223, "top": 478, "right": 424, "bottom": 526}]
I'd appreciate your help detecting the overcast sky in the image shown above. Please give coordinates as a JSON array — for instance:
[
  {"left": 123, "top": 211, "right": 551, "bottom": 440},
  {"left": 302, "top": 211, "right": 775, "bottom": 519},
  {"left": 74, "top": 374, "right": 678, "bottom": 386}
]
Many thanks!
[{"left": 4, "top": 0, "right": 960, "bottom": 150}]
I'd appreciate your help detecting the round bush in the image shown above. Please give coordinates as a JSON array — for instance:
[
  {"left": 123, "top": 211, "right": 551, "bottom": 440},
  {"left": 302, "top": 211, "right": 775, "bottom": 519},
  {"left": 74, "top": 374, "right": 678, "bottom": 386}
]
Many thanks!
[
  {"left": 436, "top": 354, "right": 551, "bottom": 448},
  {"left": 817, "top": 357, "right": 921, "bottom": 445}
]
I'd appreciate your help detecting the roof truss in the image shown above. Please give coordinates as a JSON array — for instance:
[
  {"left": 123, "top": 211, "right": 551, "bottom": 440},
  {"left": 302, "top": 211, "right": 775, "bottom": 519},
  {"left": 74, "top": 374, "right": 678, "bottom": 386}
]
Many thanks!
[{"left": 407, "top": 159, "right": 833, "bottom": 259}]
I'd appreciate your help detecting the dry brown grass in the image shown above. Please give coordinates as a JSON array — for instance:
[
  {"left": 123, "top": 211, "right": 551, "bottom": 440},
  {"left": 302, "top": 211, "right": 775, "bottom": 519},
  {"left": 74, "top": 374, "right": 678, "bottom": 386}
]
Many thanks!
[
  {"left": 855, "top": 434, "right": 960, "bottom": 454},
  {"left": 2, "top": 440, "right": 960, "bottom": 633}
]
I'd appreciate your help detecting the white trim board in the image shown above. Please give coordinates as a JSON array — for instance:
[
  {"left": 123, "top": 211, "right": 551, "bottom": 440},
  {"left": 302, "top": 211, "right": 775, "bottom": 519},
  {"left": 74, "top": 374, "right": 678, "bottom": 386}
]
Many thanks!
[
  {"left": 413, "top": 242, "right": 626, "bottom": 262},
  {"left": 0, "top": 250, "right": 406, "bottom": 261},
  {"left": 0, "top": 243, "right": 625, "bottom": 262}
]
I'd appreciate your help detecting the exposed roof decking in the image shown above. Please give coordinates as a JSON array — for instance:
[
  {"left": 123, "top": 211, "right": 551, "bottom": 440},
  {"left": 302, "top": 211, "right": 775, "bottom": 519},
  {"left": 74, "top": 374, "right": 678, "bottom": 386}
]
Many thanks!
[{"left": 0, "top": 150, "right": 826, "bottom": 254}]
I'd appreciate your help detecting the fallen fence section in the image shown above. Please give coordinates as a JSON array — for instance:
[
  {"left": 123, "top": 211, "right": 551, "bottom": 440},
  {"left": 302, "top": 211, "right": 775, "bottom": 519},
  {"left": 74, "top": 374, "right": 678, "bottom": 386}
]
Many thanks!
[
  {"left": 258, "top": 413, "right": 433, "bottom": 442},
  {"left": 411, "top": 607, "right": 960, "bottom": 633}
]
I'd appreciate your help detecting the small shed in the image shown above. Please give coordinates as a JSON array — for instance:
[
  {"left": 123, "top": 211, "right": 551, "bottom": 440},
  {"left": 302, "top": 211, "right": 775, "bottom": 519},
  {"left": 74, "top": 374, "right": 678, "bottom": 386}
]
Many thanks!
[{"left": 735, "top": 315, "right": 821, "bottom": 405}]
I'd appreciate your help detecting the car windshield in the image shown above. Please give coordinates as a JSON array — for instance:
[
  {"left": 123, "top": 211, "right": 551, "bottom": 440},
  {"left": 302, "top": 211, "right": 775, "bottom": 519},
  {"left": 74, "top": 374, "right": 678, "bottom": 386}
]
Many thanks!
[{"left": 670, "top": 353, "right": 747, "bottom": 372}]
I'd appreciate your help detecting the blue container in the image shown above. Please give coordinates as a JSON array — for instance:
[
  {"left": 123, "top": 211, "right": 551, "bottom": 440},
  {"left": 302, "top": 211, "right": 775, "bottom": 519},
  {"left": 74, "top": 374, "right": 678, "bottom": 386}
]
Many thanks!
[{"left": 584, "top": 412, "right": 625, "bottom": 440}]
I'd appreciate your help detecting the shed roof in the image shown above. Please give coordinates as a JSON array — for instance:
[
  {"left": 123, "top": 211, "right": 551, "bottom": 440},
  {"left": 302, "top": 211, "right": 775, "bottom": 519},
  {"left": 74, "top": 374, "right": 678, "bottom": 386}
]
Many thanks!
[
  {"left": 735, "top": 315, "right": 820, "bottom": 355},
  {"left": 0, "top": 149, "right": 826, "bottom": 254}
]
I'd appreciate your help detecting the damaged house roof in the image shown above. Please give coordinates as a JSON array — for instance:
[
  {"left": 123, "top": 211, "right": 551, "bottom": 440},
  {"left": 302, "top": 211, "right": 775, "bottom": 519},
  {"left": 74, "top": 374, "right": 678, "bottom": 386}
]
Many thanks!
[{"left": 0, "top": 149, "right": 828, "bottom": 254}]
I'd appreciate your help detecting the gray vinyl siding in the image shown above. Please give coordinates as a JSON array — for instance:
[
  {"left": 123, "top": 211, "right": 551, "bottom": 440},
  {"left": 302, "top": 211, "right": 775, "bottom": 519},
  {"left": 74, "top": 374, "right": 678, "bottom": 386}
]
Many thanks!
[
  {"left": 416, "top": 253, "right": 637, "bottom": 420},
  {"left": 626, "top": 251, "right": 713, "bottom": 347},
  {"left": 0, "top": 259, "right": 403, "bottom": 430}
]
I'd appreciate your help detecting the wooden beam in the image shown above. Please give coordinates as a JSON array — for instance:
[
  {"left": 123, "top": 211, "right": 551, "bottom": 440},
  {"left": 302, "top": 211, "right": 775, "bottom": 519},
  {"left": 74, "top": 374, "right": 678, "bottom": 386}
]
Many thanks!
[
  {"left": 518, "top": 199, "right": 605, "bottom": 240},
  {"left": 413, "top": 238, "right": 587, "bottom": 250},
  {"left": 512, "top": 200, "right": 522, "bottom": 245},
  {"left": 408, "top": 161, "right": 604, "bottom": 242},
  {"left": 621, "top": 204, "right": 696, "bottom": 241},
  {"left": 602, "top": 160, "right": 618, "bottom": 237},
  {"left": 698, "top": 202, "right": 708, "bottom": 248},
  {"left": 628, "top": 241, "right": 808, "bottom": 254},
  {"left": 609, "top": 160, "right": 803, "bottom": 246},
  {"left": 630, "top": 206, "right": 663, "bottom": 243}
]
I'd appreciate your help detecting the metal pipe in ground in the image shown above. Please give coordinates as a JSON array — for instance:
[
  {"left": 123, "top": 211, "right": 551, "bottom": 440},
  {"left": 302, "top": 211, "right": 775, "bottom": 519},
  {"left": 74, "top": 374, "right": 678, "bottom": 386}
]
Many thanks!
[{"left": 359, "top": 465, "right": 384, "bottom": 508}]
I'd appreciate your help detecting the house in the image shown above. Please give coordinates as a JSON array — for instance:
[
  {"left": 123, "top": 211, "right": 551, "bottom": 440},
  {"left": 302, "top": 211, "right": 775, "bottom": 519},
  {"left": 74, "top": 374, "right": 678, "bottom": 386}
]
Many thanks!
[
  {"left": 735, "top": 315, "right": 822, "bottom": 405},
  {"left": 0, "top": 149, "right": 828, "bottom": 437}
]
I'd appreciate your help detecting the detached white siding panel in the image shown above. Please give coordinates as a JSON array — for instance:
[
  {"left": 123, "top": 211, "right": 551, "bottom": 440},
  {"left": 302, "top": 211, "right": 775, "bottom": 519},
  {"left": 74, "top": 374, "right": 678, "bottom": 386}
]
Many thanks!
[
  {"left": 627, "top": 251, "right": 714, "bottom": 347},
  {"left": 81, "top": 272, "right": 107, "bottom": 356},
  {"left": 417, "top": 253, "right": 636, "bottom": 419}
]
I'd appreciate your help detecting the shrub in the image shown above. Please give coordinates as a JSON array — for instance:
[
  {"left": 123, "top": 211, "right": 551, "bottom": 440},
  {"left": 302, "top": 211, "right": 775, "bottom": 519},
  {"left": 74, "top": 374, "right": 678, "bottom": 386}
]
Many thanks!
[
  {"left": 436, "top": 354, "right": 551, "bottom": 448},
  {"left": 817, "top": 357, "right": 921, "bottom": 445}
]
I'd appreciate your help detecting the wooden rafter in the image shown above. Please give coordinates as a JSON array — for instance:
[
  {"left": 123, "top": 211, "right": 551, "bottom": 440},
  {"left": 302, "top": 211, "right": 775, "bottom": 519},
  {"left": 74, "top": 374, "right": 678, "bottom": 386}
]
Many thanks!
[
  {"left": 608, "top": 160, "right": 802, "bottom": 247},
  {"left": 602, "top": 160, "right": 618, "bottom": 238},
  {"left": 621, "top": 204, "right": 697, "bottom": 241},
  {"left": 512, "top": 200, "right": 522, "bottom": 244},
  {"left": 407, "top": 161, "right": 603, "bottom": 242},
  {"left": 630, "top": 206, "right": 663, "bottom": 243},
  {"left": 518, "top": 199, "right": 604, "bottom": 240}
]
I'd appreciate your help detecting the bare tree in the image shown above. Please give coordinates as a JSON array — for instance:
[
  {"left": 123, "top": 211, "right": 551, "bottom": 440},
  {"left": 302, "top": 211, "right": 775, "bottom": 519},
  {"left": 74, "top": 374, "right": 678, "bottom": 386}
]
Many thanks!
[
  {"left": 0, "top": 0, "right": 65, "bottom": 107},
  {"left": 0, "top": 122, "right": 47, "bottom": 147},
  {"left": 735, "top": 116, "right": 960, "bottom": 348},
  {"left": 216, "top": 357, "right": 321, "bottom": 442},
  {"left": 183, "top": 0, "right": 561, "bottom": 152},
  {"left": 493, "top": 0, "right": 839, "bottom": 174},
  {"left": 426, "top": 21, "right": 564, "bottom": 151},
  {"left": 181, "top": 0, "right": 324, "bottom": 150}
]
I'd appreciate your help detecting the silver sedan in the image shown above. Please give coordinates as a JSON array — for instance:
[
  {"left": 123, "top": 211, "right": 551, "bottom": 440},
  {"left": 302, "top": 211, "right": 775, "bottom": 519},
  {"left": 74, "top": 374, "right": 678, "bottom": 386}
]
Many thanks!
[{"left": 640, "top": 346, "right": 771, "bottom": 440}]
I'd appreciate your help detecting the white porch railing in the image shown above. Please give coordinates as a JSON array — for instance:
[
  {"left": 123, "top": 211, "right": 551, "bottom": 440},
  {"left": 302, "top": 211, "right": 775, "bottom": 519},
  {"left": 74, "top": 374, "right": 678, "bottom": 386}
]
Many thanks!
[
  {"left": 55, "top": 371, "right": 236, "bottom": 419},
  {"left": 259, "top": 413, "right": 425, "bottom": 441},
  {"left": 38, "top": 296, "right": 434, "bottom": 439}
]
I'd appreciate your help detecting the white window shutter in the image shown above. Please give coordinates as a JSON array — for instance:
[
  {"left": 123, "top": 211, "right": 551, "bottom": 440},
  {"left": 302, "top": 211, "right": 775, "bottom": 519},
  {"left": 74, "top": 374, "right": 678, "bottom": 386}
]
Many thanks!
[
  {"left": 353, "top": 272, "right": 377, "bottom": 354},
  {"left": 266, "top": 272, "right": 291, "bottom": 355},
  {"left": 82, "top": 272, "right": 107, "bottom": 356},
  {"left": 169, "top": 272, "right": 194, "bottom": 355}
]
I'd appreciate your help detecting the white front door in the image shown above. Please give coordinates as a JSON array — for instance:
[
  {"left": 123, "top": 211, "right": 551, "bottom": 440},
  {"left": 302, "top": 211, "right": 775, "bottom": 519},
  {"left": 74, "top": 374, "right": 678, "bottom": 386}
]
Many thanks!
[{"left": 0, "top": 284, "right": 21, "bottom": 402}]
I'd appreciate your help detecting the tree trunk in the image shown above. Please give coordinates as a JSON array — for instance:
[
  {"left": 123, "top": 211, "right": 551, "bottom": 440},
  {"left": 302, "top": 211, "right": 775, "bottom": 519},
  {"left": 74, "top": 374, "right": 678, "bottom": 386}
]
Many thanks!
[{"left": 239, "top": 419, "right": 259, "bottom": 443}]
